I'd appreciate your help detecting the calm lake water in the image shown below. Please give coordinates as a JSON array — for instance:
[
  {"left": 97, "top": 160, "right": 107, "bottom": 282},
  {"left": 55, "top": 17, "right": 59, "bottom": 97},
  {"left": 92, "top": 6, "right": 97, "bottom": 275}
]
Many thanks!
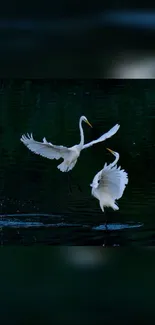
[{"left": 0, "top": 79, "right": 155, "bottom": 245}]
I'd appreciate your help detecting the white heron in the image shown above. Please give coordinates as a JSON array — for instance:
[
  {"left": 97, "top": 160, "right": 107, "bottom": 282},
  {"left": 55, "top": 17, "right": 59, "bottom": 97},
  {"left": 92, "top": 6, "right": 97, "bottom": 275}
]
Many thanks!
[
  {"left": 20, "top": 116, "right": 120, "bottom": 172},
  {"left": 90, "top": 148, "right": 128, "bottom": 212}
]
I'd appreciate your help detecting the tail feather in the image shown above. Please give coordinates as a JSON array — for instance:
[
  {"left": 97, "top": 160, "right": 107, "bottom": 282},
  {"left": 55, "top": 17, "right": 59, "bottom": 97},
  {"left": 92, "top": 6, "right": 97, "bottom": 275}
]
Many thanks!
[
  {"left": 57, "top": 161, "right": 68, "bottom": 172},
  {"left": 112, "top": 203, "right": 119, "bottom": 211},
  {"left": 57, "top": 160, "right": 77, "bottom": 172}
]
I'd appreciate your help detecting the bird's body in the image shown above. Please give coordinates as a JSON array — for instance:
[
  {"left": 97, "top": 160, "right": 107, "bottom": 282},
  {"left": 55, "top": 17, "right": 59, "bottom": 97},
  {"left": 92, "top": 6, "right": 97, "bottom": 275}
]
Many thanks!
[
  {"left": 57, "top": 144, "right": 81, "bottom": 172},
  {"left": 20, "top": 116, "right": 120, "bottom": 172},
  {"left": 91, "top": 148, "right": 128, "bottom": 212}
]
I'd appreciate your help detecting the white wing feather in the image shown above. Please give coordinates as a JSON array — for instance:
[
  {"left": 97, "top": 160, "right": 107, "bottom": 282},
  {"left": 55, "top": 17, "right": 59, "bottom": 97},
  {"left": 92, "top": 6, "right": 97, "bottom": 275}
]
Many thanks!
[
  {"left": 20, "top": 133, "right": 70, "bottom": 160},
  {"left": 90, "top": 170, "right": 102, "bottom": 189},
  {"left": 82, "top": 124, "right": 120, "bottom": 150},
  {"left": 90, "top": 163, "right": 108, "bottom": 189},
  {"left": 97, "top": 164, "right": 128, "bottom": 200}
]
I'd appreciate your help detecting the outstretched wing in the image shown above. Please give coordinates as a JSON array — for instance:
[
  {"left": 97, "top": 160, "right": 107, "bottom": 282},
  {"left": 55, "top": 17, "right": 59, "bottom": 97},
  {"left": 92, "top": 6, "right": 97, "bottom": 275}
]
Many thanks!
[
  {"left": 82, "top": 124, "right": 120, "bottom": 150},
  {"left": 20, "top": 133, "right": 70, "bottom": 160},
  {"left": 97, "top": 164, "right": 128, "bottom": 200}
]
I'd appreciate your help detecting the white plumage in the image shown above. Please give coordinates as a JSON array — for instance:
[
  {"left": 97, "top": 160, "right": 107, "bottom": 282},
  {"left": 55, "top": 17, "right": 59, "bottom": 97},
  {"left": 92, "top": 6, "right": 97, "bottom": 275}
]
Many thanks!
[
  {"left": 91, "top": 148, "right": 128, "bottom": 212},
  {"left": 20, "top": 116, "right": 120, "bottom": 172}
]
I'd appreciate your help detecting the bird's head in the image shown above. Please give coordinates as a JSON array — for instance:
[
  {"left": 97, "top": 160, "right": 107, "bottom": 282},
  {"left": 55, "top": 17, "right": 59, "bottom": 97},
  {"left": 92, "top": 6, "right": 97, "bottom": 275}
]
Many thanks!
[
  {"left": 81, "top": 116, "right": 93, "bottom": 128},
  {"left": 106, "top": 148, "right": 119, "bottom": 158}
]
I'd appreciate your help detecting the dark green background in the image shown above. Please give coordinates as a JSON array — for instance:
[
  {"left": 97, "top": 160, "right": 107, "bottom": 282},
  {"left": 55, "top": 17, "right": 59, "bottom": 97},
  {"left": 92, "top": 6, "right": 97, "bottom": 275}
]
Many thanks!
[{"left": 0, "top": 79, "right": 155, "bottom": 245}]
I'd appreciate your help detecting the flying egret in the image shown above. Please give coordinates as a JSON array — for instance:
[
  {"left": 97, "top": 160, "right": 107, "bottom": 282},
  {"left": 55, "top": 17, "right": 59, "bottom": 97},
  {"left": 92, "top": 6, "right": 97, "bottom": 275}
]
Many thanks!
[
  {"left": 20, "top": 116, "right": 120, "bottom": 172},
  {"left": 90, "top": 148, "right": 128, "bottom": 212}
]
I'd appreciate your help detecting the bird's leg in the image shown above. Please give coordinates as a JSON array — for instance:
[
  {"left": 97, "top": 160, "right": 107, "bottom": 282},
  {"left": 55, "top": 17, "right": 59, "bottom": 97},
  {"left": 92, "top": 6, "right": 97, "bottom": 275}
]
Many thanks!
[
  {"left": 100, "top": 204, "right": 108, "bottom": 230},
  {"left": 72, "top": 174, "right": 82, "bottom": 192},
  {"left": 104, "top": 210, "right": 108, "bottom": 232},
  {"left": 105, "top": 219, "right": 108, "bottom": 231},
  {"left": 102, "top": 211, "right": 109, "bottom": 247},
  {"left": 67, "top": 173, "right": 72, "bottom": 194},
  {"left": 76, "top": 182, "right": 82, "bottom": 192},
  {"left": 68, "top": 173, "right": 82, "bottom": 193}
]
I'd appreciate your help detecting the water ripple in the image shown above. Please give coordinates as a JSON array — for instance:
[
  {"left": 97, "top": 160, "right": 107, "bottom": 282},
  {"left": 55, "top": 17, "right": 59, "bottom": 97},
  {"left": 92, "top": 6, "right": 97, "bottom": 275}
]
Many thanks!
[
  {"left": 0, "top": 214, "right": 144, "bottom": 231},
  {"left": 0, "top": 214, "right": 89, "bottom": 228},
  {"left": 92, "top": 222, "right": 144, "bottom": 231}
]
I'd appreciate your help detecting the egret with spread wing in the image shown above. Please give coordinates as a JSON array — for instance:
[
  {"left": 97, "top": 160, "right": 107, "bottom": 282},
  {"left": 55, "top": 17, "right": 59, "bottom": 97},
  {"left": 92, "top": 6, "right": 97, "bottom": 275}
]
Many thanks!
[
  {"left": 90, "top": 148, "right": 128, "bottom": 212},
  {"left": 20, "top": 116, "right": 120, "bottom": 172}
]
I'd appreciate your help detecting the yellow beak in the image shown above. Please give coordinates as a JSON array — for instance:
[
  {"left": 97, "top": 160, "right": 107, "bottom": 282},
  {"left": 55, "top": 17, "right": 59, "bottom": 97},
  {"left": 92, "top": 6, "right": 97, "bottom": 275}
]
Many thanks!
[
  {"left": 86, "top": 119, "right": 93, "bottom": 128},
  {"left": 106, "top": 148, "right": 115, "bottom": 154}
]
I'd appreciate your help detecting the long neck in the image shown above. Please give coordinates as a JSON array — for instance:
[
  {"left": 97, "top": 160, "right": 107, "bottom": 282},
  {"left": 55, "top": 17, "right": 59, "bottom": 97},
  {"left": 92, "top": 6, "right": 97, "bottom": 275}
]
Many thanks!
[
  {"left": 79, "top": 118, "right": 84, "bottom": 147},
  {"left": 109, "top": 153, "right": 119, "bottom": 168}
]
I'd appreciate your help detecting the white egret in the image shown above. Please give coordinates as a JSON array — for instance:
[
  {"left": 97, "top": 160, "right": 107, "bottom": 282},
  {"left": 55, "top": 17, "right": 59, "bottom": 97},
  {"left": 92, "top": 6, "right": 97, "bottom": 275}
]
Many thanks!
[
  {"left": 20, "top": 116, "right": 120, "bottom": 172},
  {"left": 90, "top": 148, "right": 128, "bottom": 212}
]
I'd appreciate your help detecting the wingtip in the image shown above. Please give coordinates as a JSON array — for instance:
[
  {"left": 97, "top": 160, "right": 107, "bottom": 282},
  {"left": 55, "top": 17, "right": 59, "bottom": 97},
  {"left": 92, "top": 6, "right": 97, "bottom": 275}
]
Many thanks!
[
  {"left": 20, "top": 133, "right": 34, "bottom": 140},
  {"left": 110, "top": 123, "right": 120, "bottom": 132},
  {"left": 115, "top": 123, "right": 120, "bottom": 130},
  {"left": 20, "top": 134, "right": 25, "bottom": 142}
]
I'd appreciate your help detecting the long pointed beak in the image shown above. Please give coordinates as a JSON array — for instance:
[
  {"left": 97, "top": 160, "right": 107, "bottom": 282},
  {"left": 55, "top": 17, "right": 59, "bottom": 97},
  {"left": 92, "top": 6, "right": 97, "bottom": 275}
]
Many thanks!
[
  {"left": 106, "top": 148, "right": 115, "bottom": 154},
  {"left": 86, "top": 120, "right": 93, "bottom": 128}
]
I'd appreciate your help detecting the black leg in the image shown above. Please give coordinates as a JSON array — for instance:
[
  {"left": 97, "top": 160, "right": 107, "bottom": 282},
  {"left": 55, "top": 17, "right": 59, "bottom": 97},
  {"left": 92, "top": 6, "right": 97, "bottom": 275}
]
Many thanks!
[
  {"left": 67, "top": 173, "right": 72, "bottom": 194},
  {"left": 104, "top": 210, "right": 108, "bottom": 232},
  {"left": 77, "top": 183, "right": 82, "bottom": 192},
  {"left": 68, "top": 173, "right": 82, "bottom": 193},
  {"left": 102, "top": 211, "right": 108, "bottom": 246},
  {"left": 105, "top": 219, "right": 108, "bottom": 231},
  {"left": 103, "top": 220, "right": 109, "bottom": 246}
]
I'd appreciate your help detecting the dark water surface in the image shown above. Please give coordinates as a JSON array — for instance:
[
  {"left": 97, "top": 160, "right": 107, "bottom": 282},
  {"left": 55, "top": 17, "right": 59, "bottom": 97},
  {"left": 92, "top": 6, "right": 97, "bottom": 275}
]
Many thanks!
[{"left": 0, "top": 79, "right": 155, "bottom": 245}]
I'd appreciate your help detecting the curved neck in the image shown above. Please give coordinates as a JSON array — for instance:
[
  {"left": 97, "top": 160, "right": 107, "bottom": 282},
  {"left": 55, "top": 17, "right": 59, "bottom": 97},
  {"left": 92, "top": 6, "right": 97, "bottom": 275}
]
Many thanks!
[
  {"left": 79, "top": 117, "right": 84, "bottom": 147},
  {"left": 109, "top": 153, "right": 119, "bottom": 168}
]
